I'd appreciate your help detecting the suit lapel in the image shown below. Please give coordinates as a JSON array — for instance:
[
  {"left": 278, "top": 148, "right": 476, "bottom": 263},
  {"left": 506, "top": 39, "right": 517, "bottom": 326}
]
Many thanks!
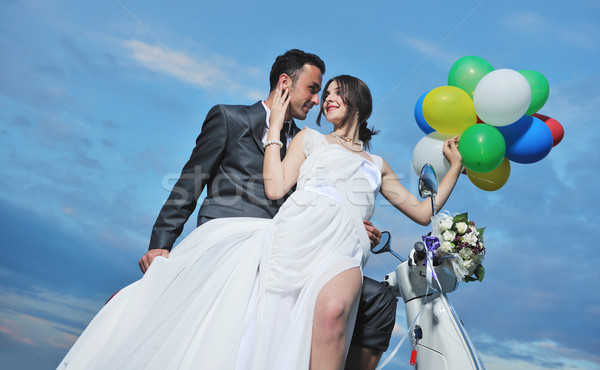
[
  {"left": 245, "top": 101, "right": 268, "bottom": 154},
  {"left": 245, "top": 101, "right": 302, "bottom": 155}
]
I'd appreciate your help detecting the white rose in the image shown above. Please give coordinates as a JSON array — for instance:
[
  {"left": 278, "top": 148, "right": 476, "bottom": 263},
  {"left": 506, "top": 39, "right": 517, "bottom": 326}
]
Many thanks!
[
  {"left": 455, "top": 222, "right": 468, "bottom": 234},
  {"left": 439, "top": 218, "right": 453, "bottom": 231},
  {"left": 463, "top": 260, "right": 476, "bottom": 274},
  {"left": 463, "top": 233, "right": 478, "bottom": 246},
  {"left": 441, "top": 241, "right": 454, "bottom": 253},
  {"left": 443, "top": 230, "right": 456, "bottom": 242},
  {"left": 459, "top": 248, "right": 474, "bottom": 260}
]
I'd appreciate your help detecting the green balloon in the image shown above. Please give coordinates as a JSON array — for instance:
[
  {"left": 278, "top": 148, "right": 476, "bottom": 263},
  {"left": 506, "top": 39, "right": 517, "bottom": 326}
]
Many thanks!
[
  {"left": 448, "top": 56, "right": 494, "bottom": 97},
  {"left": 459, "top": 124, "right": 506, "bottom": 173},
  {"left": 519, "top": 69, "right": 550, "bottom": 115}
]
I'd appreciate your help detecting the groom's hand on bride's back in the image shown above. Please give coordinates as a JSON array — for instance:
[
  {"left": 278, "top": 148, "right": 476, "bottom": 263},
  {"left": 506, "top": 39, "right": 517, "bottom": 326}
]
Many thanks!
[
  {"left": 139, "top": 249, "right": 170, "bottom": 273},
  {"left": 363, "top": 220, "right": 382, "bottom": 249}
]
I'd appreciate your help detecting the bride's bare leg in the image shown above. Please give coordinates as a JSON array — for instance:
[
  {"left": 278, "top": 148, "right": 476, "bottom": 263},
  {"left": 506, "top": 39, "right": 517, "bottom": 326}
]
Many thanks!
[{"left": 310, "top": 267, "right": 362, "bottom": 370}]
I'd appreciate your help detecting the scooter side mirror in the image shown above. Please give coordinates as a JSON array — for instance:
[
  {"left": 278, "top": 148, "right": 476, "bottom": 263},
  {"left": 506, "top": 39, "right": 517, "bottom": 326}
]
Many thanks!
[
  {"left": 418, "top": 163, "right": 438, "bottom": 199},
  {"left": 372, "top": 231, "right": 391, "bottom": 254},
  {"left": 419, "top": 164, "right": 438, "bottom": 216},
  {"left": 371, "top": 231, "right": 404, "bottom": 261}
]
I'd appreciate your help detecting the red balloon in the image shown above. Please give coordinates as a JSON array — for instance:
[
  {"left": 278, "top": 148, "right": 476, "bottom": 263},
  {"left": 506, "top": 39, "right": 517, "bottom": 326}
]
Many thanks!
[{"left": 533, "top": 113, "right": 565, "bottom": 146}]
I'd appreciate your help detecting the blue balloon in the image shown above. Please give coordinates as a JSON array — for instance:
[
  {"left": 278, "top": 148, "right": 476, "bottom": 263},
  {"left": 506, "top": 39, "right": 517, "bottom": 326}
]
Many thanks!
[
  {"left": 414, "top": 91, "right": 435, "bottom": 134},
  {"left": 497, "top": 115, "right": 553, "bottom": 164}
]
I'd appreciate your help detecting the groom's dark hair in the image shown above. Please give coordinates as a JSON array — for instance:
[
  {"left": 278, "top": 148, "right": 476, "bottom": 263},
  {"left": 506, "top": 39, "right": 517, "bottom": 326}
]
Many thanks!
[{"left": 269, "top": 49, "right": 325, "bottom": 91}]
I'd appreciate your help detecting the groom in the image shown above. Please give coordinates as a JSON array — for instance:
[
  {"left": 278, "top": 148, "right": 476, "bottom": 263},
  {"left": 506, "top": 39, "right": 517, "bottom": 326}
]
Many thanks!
[{"left": 139, "top": 49, "right": 396, "bottom": 369}]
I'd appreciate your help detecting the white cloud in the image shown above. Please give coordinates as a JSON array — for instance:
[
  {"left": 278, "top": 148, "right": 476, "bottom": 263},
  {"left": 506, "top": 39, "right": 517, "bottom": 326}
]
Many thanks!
[
  {"left": 121, "top": 39, "right": 266, "bottom": 101},
  {"left": 0, "top": 285, "right": 105, "bottom": 351},
  {"left": 503, "top": 11, "right": 600, "bottom": 49},
  {"left": 542, "top": 73, "right": 600, "bottom": 188},
  {"left": 123, "top": 39, "right": 227, "bottom": 88},
  {"left": 394, "top": 33, "right": 462, "bottom": 66},
  {"left": 476, "top": 334, "right": 600, "bottom": 370},
  {"left": 507, "top": 11, "right": 546, "bottom": 28},
  {"left": 247, "top": 89, "right": 264, "bottom": 101}
]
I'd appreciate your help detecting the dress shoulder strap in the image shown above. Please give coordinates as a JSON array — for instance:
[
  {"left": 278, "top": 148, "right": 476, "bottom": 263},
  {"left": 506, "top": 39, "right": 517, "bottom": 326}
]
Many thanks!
[
  {"left": 302, "top": 126, "right": 328, "bottom": 158},
  {"left": 369, "top": 154, "right": 384, "bottom": 173}
]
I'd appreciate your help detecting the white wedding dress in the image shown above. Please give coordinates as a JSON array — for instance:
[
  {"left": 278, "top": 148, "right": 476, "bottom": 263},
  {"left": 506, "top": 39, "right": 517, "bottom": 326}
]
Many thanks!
[{"left": 58, "top": 127, "right": 383, "bottom": 370}]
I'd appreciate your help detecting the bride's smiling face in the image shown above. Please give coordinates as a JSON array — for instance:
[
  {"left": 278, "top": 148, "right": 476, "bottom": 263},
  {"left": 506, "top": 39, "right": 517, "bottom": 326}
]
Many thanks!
[{"left": 322, "top": 81, "right": 348, "bottom": 126}]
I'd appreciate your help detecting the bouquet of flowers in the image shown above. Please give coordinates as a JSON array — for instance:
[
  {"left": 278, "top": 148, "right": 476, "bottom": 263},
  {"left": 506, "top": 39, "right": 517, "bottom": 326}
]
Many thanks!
[{"left": 432, "top": 212, "right": 486, "bottom": 282}]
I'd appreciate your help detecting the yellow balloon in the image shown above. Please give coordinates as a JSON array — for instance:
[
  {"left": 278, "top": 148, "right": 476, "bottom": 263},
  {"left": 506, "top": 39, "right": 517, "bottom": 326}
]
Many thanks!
[
  {"left": 422, "top": 86, "right": 477, "bottom": 135},
  {"left": 466, "top": 157, "right": 511, "bottom": 191}
]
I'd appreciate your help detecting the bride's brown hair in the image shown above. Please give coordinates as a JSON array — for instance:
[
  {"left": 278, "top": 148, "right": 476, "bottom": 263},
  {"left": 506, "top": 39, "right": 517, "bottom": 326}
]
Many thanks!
[{"left": 316, "top": 75, "right": 379, "bottom": 150}]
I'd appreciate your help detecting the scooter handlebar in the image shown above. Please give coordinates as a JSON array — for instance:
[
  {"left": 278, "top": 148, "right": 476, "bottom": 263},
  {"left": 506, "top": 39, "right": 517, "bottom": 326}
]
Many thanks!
[{"left": 413, "top": 241, "right": 426, "bottom": 262}]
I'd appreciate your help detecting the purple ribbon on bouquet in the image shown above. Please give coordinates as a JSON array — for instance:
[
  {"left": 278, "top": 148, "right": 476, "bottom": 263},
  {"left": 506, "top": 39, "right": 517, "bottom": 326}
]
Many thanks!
[
  {"left": 422, "top": 235, "right": 440, "bottom": 286},
  {"left": 422, "top": 235, "right": 440, "bottom": 252}
]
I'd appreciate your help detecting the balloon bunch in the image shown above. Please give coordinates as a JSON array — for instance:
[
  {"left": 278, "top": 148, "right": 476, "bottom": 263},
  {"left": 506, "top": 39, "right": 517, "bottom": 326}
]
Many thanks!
[{"left": 412, "top": 56, "right": 564, "bottom": 191}]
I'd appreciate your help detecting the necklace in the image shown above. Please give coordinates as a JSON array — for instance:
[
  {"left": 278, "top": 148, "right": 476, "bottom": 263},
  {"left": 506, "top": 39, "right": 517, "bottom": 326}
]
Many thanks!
[
  {"left": 330, "top": 132, "right": 364, "bottom": 152},
  {"left": 330, "top": 131, "right": 354, "bottom": 142}
]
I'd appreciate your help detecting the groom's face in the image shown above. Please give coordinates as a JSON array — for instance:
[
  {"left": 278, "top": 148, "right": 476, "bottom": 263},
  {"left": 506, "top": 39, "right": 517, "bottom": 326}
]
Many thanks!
[{"left": 287, "top": 64, "right": 322, "bottom": 121}]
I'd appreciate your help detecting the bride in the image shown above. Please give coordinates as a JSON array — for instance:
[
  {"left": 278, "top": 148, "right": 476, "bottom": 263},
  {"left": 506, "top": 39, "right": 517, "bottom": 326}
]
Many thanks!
[{"left": 58, "top": 75, "right": 462, "bottom": 370}]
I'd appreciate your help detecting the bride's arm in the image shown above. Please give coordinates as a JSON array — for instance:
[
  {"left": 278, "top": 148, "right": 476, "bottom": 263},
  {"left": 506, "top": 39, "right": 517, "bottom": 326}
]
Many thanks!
[
  {"left": 263, "top": 85, "right": 307, "bottom": 200},
  {"left": 379, "top": 137, "right": 462, "bottom": 225},
  {"left": 264, "top": 131, "right": 306, "bottom": 199}
]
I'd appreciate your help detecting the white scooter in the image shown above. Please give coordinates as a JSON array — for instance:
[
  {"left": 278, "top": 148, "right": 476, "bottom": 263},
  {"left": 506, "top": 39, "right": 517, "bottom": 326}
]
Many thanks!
[{"left": 372, "top": 164, "right": 485, "bottom": 369}]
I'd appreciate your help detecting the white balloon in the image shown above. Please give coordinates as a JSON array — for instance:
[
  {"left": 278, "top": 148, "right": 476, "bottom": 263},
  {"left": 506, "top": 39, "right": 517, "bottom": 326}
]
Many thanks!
[
  {"left": 473, "top": 69, "right": 532, "bottom": 127},
  {"left": 412, "top": 132, "right": 453, "bottom": 183}
]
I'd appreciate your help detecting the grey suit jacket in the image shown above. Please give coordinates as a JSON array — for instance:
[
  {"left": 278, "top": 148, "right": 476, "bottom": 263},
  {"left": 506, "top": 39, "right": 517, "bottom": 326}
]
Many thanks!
[{"left": 149, "top": 101, "right": 300, "bottom": 251}]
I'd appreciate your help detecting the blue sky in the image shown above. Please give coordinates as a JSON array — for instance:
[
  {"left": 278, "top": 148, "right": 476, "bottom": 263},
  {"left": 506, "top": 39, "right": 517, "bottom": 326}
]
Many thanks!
[{"left": 1, "top": 0, "right": 598, "bottom": 369}]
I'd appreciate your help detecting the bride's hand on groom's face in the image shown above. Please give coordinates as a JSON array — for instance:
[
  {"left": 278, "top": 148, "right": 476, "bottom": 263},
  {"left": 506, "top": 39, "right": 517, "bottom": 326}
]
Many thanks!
[{"left": 269, "top": 83, "right": 290, "bottom": 132}]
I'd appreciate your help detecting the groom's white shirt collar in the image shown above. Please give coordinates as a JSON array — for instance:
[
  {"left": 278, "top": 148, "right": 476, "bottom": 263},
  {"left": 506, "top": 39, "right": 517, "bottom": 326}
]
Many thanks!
[{"left": 261, "top": 101, "right": 292, "bottom": 146}]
